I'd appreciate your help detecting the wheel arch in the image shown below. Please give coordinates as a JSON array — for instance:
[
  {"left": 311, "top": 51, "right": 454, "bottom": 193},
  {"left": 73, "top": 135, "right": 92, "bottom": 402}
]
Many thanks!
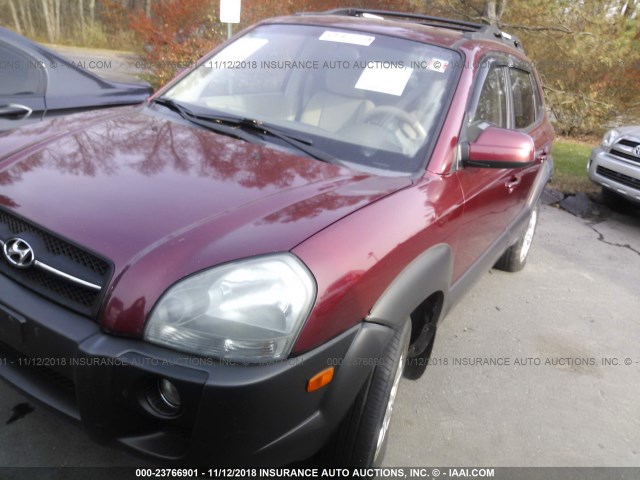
[{"left": 366, "top": 243, "right": 452, "bottom": 331}]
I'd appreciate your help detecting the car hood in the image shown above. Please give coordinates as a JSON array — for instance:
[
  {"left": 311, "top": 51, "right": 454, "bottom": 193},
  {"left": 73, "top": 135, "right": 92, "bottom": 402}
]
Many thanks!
[
  {"left": 0, "top": 107, "right": 410, "bottom": 334},
  {"left": 614, "top": 125, "right": 640, "bottom": 138}
]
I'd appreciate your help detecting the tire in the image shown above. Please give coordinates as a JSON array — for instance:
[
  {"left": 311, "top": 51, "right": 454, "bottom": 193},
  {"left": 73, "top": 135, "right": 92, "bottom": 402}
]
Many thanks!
[
  {"left": 403, "top": 332, "right": 435, "bottom": 380},
  {"left": 494, "top": 203, "right": 539, "bottom": 272},
  {"left": 403, "top": 300, "right": 439, "bottom": 380},
  {"left": 319, "top": 319, "right": 411, "bottom": 468}
]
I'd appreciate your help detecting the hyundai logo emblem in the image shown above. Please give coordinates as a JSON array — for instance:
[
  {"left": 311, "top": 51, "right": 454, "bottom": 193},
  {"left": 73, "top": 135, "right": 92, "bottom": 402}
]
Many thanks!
[
  {"left": 2, "top": 238, "right": 36, "bottom": 269},
  {"left": 635, "top": 145, "right": 640, "bottom": 158}
]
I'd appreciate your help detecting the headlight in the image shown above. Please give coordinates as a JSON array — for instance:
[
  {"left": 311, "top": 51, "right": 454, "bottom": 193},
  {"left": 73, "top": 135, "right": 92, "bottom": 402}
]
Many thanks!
[
  {"left": 602, "top": 129, "right": 620, "bottom": 148},
  {"left": 144, "top": 254, "right": 316, "bottom": 363}
]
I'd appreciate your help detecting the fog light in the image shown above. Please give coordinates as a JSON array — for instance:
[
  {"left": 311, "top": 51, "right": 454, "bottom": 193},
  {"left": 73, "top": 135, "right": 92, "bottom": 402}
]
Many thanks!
[
  {"left": 144, "top": 377, "right": 182, "bottom": 417},
  {"left": 158, "top": 378, "right": 181, "bottom": 408}
]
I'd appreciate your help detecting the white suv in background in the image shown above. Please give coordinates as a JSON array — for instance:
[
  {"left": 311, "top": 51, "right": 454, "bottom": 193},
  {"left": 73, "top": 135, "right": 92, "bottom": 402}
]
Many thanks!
[{"left": 588, "top": 126, "right": 640, "bottom": 206}]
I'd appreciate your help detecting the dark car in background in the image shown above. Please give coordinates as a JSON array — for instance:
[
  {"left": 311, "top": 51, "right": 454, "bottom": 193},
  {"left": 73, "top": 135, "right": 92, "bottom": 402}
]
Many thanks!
[
  {"left": 0, "top": 26, "right": 151, "bottom": 131},
  {"left": 0, "top": 9, "right": 554, "bottom": 468}
]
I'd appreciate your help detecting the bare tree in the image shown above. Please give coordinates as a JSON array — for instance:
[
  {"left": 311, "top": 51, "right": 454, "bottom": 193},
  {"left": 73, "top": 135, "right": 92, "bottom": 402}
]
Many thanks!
[
  {"left": 78, "top": 0, "right": 85, "bottom": 41},
  {"left": 55, "top": 0, "right": 61, "bottom": 41},
  {"left": 435, "top": 0, "right": 506, "bottom": 25},
  {"left": 7, "top": 0, "right": 22, "bottom": 34},
  {"left": 40, "top": 0, "right": 54, "bottom": 42},
  {"left": 23, "top": 2, "right": 36, "bottom": 38},
  {"left": 483, "top": 0, "right": 506, "bottom": 26}
]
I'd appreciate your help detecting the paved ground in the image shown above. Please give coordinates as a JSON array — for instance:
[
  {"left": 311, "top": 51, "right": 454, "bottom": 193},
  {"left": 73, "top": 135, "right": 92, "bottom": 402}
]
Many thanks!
[
  {"left": 387, "top": 203, "right": 640, "bottom": 467},
  {"left": 0, "top": 204, "right": 639, "bottom": 470}
]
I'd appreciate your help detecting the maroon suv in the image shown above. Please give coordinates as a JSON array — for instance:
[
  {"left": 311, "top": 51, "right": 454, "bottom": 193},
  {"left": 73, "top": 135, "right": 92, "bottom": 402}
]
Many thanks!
[{"left": 0, "top": 9, "right": 554, "bottom": 467}]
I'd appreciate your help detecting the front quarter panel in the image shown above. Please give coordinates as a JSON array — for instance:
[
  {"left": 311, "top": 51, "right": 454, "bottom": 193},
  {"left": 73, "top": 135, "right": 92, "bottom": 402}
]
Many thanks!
[{"left": 292, "top": 172, "right": 464, "bottom": 354}]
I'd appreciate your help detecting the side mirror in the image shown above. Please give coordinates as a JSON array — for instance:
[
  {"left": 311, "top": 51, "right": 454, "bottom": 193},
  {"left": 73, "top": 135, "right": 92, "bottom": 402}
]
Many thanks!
[{"left": 461, "top": 127, "right": 535, "bottom": 168}]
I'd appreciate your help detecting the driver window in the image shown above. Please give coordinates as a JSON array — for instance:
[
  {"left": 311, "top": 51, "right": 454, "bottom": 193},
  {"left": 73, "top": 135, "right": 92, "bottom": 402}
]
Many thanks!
[
  {"left": 0, "top": 44, "right": 44, "bottom": 96},
  {"left": 470, "top": 66, "right": 507, "bottom": 128}
]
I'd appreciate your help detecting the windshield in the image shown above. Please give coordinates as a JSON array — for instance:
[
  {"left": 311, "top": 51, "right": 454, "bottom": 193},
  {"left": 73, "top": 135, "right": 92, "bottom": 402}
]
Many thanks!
[{"left": 164, "top": 24, "right": 460, "bottom": 175}]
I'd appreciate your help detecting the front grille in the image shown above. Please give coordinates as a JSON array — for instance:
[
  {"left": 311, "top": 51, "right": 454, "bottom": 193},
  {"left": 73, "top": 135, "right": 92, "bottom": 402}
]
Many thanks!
[
  {"left": 0, "top": 340, "right": 76, "bottom": 394},
  {"left": 0, "top": 210, "right": 109, "bottom": 277},
  {"left": 610, "top": 149, "right": 640, "bottom": 165},
  {"left": 0, "top": 208, "right": 112, "bottom": 317},
  {"left": 597, "top": 166, "right": 640, "bottom": 190},
  {"left": 18, "top": 267, "right": 99, "bottom": 308},
  {"left": 610, "top": 138, "right": 640, "bottom": 165},
  {"left": 0, "top": 339, "right": 79, "bottom": 420},
  {"left": 618, "top": 139, "right": 640, "bottom": 148}
]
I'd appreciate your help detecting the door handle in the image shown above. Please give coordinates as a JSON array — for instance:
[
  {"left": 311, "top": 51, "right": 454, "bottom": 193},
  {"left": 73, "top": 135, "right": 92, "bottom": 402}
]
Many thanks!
[
  {"left": 505, "top": 177, "right": 520, "bottom": 193},
  {"left": 536, "top": 146, "right": 550, "bottom": 162},
  {"left": 0, "top": 104, "right": 33, "bottom": 120}
]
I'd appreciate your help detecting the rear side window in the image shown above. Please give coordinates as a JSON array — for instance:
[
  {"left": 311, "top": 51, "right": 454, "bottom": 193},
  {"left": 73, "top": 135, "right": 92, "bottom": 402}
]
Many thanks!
[
  {"left": 531, "top": 72, "right": 544, "bottom": 119},
  {"left": 510, "top": 68, "right": 536, "bottom": 129},
  {"left": 0, "top": 44, "right": 44, "bottom": 96},
  {"left": 470, "top": 66, "right": 508, "bottom": 128}
]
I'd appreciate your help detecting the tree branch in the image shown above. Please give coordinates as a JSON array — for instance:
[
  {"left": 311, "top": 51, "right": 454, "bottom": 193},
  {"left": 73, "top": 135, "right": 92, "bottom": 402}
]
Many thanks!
[
  {"left": 542, "top": 85, "right": 616, "bottom": 109},
  {"left": 500, "top": 23, "right": 573, "bottom": 33},
  {"left": 444, "top": 0, "right": 485, "bottom": 23}
]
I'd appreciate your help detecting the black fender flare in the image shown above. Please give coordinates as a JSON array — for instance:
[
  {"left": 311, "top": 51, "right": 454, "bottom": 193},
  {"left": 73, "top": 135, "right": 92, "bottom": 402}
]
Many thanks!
[{"left": 366, "top": 243, "right": 453, "bottom": 329}]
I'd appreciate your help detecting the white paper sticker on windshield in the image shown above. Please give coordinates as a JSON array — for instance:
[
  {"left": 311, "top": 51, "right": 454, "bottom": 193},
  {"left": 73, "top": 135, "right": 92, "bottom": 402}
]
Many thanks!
[
  {"left": 210, "top": 37, "right": 268, "bottom": 65},
  {"left": 319, "top": 31, "right": 375, "bottom": 46},
  {"left": 355, "top": 62, "right": 413, "bottom": 96},
  {"left": 426, "top": 58, "right": 449, "bottom": 73}
]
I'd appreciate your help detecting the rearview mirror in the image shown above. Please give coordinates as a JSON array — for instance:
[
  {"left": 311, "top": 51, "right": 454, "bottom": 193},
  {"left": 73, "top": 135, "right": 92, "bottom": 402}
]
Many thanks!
[{"left": 462, "top": 127, "right": 535, "bottom": 168}]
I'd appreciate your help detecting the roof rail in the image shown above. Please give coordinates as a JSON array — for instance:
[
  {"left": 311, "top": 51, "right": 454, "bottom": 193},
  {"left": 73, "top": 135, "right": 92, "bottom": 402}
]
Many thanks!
[{"left": 297, "top": 8, "right": 524, "bottom": 51}]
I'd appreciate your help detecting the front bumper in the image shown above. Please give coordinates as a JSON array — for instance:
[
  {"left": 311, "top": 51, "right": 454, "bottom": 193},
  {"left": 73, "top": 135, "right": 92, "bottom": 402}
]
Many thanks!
[
  {"left": 587, "top": 147, "right": 640, "bottom": 204},
  {"left": 0, "top": 274, "right": 394, "bottom": 466}
]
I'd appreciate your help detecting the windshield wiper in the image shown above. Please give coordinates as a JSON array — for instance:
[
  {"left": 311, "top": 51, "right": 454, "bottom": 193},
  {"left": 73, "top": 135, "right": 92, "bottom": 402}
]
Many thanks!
[
  {"left": 236, "top": 118, "right": 338, "bottom": 164},
  {"left": 153, "top": 98, "right": 341, "bottom": 165},
  {"left": 213, "top": 114, "right": 339, "bottom": 164},
  {"left": 152, "top": 97, "right": 258, "bottom": 144},
  {"left": 152, "top": 97, "right": 192, "bottom": 115}
]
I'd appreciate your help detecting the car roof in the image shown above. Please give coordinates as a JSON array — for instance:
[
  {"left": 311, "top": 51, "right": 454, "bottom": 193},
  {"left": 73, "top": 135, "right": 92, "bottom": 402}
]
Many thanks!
[{"left": 263, "top": 9, "right": 524, "bottom": 54}]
